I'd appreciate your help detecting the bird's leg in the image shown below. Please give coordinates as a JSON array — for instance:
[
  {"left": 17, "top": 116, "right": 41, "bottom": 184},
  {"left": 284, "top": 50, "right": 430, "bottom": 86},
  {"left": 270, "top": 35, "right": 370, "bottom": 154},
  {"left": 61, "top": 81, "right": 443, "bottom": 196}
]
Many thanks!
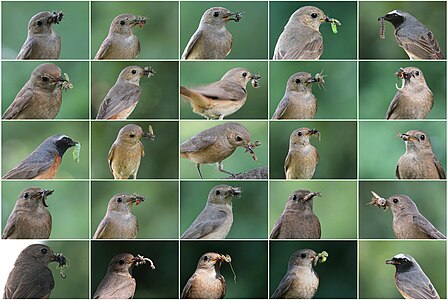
[
  {"left": 196, "top": 163, "right": 203, "bottom": 179},
  {"left": 217, "top": 162, "right": 235, "bottom": 177},
  {"left": 219, "top": 115, "right": 225, "bottom": 120}
]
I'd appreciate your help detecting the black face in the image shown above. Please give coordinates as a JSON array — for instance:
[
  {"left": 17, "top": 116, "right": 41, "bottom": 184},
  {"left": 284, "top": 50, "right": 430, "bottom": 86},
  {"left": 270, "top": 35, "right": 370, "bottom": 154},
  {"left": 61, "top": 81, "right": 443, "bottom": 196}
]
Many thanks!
[
  {"left": 383, "top": 12, "right": 405, "bottom": 28},
  {"left": 55, "top": 136, "right": 76, "bottom": 156},
  {"left": 387, "top": 257, "right": 414, "bottom": 272}
]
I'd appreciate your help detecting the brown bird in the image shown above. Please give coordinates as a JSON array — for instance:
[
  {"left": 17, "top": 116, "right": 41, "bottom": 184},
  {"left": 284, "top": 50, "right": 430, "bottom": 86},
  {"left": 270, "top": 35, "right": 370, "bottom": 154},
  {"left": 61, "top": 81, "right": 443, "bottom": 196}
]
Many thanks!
[
  {"left": 96, "top": 66, "right": 155, "bottom": 120},
  {"left": 2, "top": 187, "right": 54, "bottom": 239},
  {"left": 108, "top": 124, "right": 155, "bottom": 179},
  {"left": 3, "top": 244, "right": 67, "bottom": 299},
  {"left": 396, "top": 130, "right": 445, "bottom": 179},
  {"left": 270, "top": 190, "right": 321, "bottom": 239},
  {"left": 386, "top": 67, "right": 433, "bottom": 119},
  {"left": 3, "top": 64, "right": 68, "bottom": 119},
  {"left": 180, "top": 68, "right": 258, "bottom": 119},
  {"left": 17, "top": 11, "right": 63, "bottom": 59},
  {"left": 284, "top": 128, "right": 320, "bottom": 179}
]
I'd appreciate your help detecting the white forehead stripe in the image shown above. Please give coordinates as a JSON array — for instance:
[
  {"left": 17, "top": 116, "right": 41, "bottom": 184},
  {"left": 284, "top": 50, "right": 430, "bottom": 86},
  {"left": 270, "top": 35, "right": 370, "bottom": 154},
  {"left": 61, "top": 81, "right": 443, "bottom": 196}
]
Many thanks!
[{"left": 394, "top": 253, "right": 408, "bottom": 259}]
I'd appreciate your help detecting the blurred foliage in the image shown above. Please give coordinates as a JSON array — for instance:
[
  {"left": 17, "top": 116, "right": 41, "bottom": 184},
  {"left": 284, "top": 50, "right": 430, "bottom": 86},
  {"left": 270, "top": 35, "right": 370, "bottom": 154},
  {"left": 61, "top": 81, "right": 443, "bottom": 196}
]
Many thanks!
[
  {"left": 359, "top": 121, "right": 446, "bottom": 179},
  {"left": 180, "top": 61, "right": 268, "bottom": 119},
  {"left": 270, "top": 241, "right": 357, "bottom": 298},
  {"left": 91, "top": 61, "right": 178, "bottom": 119},
  {"left": 359, "top": 241, "right": 446, "bottom": 298},
  {"left": 2, "top": 61, "right": 89, "bottom": 119},
  {"left": 270, "top": 121, "right": 357, "bottom": 179},
  {"left": 181, "top": 240, "right": 268, "bottom": 298},
  {"left": 2, "top": 121, "right": 89, "bottom": 179},
  {"left": 359, "top": 2, "right": 446, "bottom": 59},
  {"left": 2, "top": 1, "right": 89, "bottom": 59},
  {"left": 270, "top": 181, "right": 357, "bottom": 239},
  {"left": 91, "top": 181, "right": 178, "bottom": 239},
  {"left": 91, "top": 241, "right": 178, "bottom": 299},
  {"left": 359, "top": 181, "right": 446, "bottom": 239},
  {"left": 180, "top": 121, "right": 268, "bottom": 179},
  {"left": 270, "top": 1, "right": 357, "bottom": 59},
  {"left": 270, "top": 61, "right": 357, "bottom": 119},
  {"left": 360, "top": 61, "right": 446, "bottom": 119},
  {"left": 180, "top": 181, "right": 267, "bottom": 239},
  {"left": 2, "top": 181, "right": 89, "bottom": 239},
  {"left": 91, "top": 121, "right": 178, "bottom": 179},
  {"left": 180, "top": 1, "right": 268, "bottom": 59},
  {"left": 91, "top": 2, "right": 178, "bottom": 59}
]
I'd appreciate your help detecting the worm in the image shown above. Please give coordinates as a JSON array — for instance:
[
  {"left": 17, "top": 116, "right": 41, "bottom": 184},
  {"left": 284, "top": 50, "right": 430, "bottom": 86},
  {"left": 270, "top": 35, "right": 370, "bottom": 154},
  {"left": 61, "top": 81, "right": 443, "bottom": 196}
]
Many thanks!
[{"left": 379, "top": 17, "right": 385, "bottom": 39}]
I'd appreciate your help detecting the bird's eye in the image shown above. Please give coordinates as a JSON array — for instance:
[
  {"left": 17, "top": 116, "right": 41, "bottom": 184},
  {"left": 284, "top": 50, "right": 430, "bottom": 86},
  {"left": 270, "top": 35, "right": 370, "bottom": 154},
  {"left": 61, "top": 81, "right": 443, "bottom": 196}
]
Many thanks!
[
  {"left": 300, "top": 253, "right": 307, "bottom": 258},
  {"left": 41, "top": 76, "right": 50, "bottom": 82},
  {"left": 41, "top": 248, "right": 48, "bottom": 254},
  {"left": 119, "top": 259, "right": 125, "bottom": 265},
  {"left": 292, "top": 195, "right": 297, "bottom": 201},
  {"left": 295, "top": 78, "right": 300, "bottom": 84},
  {"left": 393, "top": 198, "right": 399, "bottom": 203},
  {"left": 420, "top": 135, "right": 425, "bottom": 141},
  {"left": 131, "top": 70, "right": 137, "bottom": 75},
  {"left": 130, "top": 134, "right": 135, "bottom": 138},
  {"left": 120, "top": 20, "right": 126, "bottom": 25},
  {"left": 298, "top": 132, "right": 303, "bottom": 136},
  {"left": 24, "top": 192, "right": 29, "bottom": 199},
  {"left": 236, "top": 136, "right": 243, "bottom": 142},
  {"left": 215, "top": 190, "right": 221, "bottom": 196},
  {"left": 311, "top": 13, "right": 318, "bottom": 19},
  {"left": 242, "top": 72, "right": 247, "bottom": 77},
  {"left": 117, "top": 197, "right": 123, "bottom": 203},
  {"left": 37, "top": 20, "right": 43, "bottom": 26},
  {"left": 213, "top": 11, "right": 219, "bottom": 17},
  {"left": 415, "top": 71, "right": 420, "bottom": 76},
  {"left": 203, "top": 255, "right": 208, "bottom": 261}
]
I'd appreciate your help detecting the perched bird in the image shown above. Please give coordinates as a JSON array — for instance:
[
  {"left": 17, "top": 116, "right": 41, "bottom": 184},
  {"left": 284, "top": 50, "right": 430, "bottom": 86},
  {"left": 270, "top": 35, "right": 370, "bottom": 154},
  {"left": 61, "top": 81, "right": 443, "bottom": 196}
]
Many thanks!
[
  {"left": 272, "top": 72, "right": 320, "bottom": 119},
  {"left": 96, "top": 66, "right": 155, "bottom": 120},
  {"left": 17, "top": 11, "right": 63, "bottom": 59},
  {"left": 95, "top": 13, "right": 146, "bottom": 59},
  {"left": 270, "top": 190, "right": 321, "bottom": 239},
  {"left": 93, "top": 193, "right": 144, "bottom": 239},
  {"left": 182, "top": 7, "right": 241, "bottom": 59},
  {"left": 3, "top": 244, "right": 67, "bottom": 299},
  {"left": 379, "top": 10, "right": 444, "bottom": 60},
  {"left": 284, "top": 128, "right": 320, "bottom": 179},
  {"left": 396, "top": 130, "right": 445, "bottom": 179},
  {"left": 273, "top": 6, "right": 333, "bottom": 60},
  {"left": 386, "top": 254, "right": 440, "bottom": 299},
  {"left": 386, "top": 67, "right": 433, "bottom": 119},
  {"left": 3, "top": 134, "right": 78, "bottom": 179},
  {"left": 181, "top": 68, "right": 258, "bottom": 119},
  {"left": 181, "top": 185, "right": 241, "bottom": 239},
  {"left": 108, "top": 124, "right": 155, "bottom": 179},
  {"left": 3, "top": 64, "right": 68, "bottom": 119},
  {"left": 2, "top": 187, "right": 54, "bottom": 239}
]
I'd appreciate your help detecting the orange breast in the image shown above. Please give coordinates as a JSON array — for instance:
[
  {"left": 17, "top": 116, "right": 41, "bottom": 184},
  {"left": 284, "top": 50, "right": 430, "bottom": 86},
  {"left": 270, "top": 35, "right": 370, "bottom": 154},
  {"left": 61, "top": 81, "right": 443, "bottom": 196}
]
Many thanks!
[{"left": 33, "top": 155, "right": 62, "bottom": 179}]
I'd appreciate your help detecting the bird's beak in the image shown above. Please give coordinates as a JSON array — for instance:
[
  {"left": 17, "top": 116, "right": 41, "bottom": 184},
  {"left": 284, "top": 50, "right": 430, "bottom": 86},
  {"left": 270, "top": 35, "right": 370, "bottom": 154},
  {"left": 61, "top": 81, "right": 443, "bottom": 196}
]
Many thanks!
[
  {"left": 143, "top": 67, "right": 155, "bottom": 78},
  {"left": 395, "top": 68, "right": 413, "bottom": 80},
  {"left": 128, "top": 194, "right": 145, "bottom": 205},
  {"left": 386, "top": 258, "right": 400, "bottom": 265},
  {"left": 399, "top": 133, "right": 417, "bottom": 142},
  {"left": 49, "top": 11, "right": 64, "bottom": 24},
  {"left": 306, "top": 77, "right": 318, "bottom": 84},
  {"left": 306, "top": 128, "right": 320, "bottom": 138},
  {"left": 223, "top": 11, "right": 243, "bottom": 22},
  {"left": 303, "top": 191, "right": 321, "bottom": 202},
  {"left": 229, "top": 187, "right": 242, "bottom": 198},
  {"left": 130, "top": 16, "right": 148, "bottom": 28}
]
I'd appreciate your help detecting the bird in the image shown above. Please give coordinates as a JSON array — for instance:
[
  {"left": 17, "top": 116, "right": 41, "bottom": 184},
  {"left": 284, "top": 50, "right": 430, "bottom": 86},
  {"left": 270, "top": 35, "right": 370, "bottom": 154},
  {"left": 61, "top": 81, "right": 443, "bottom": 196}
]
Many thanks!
[
  {"left": 3, "top": 63, "right": 69, "bottom": 119},
  {"left": 396, "top": 130, "right": 445, "bottom": 179},
  {"left": 2, "top": 187, "right": 54, "bottom": 239},
  {"left": 181, "top": 252, "right": 228, "bottom": 298},
  {"left": 108, "top": 124, "right": 155, "bottom": 179},
  {"left": 386, "top": 67, "right": 433, "bottom": 119},
  {"left": 386, "top": 253, "right": 440, "bottom": 299},
  {"left": 284, "top": 128, "right": 320, "bottom": 179},
  {"left": 270, "top": 190, "right": 321, "bottom": 239},
  {"left": 181, "top": 185, "right": 241, "bottom": 239},
  {"left": 95, "top": 13, "right": 146, "bottom": 59},
  {"left": 96, "top": 66, "right": 155, "bottom": 120},
  {"left": 3, "top": 134, "right": 78, "bottom": 179},
  {"left": 17, "top": 11, "right": 63, "bottom": 59},
  {"left": 272, "top": 72, "right": 320, "bottom": 119},
  {"left": 3, "top": 244, "right": 67, "bottom": 299},
  {"left": 182, "top": 7, "right": 241, "bottom": 59},
  {"left": 273, "top": 6, "right": 333, "bottom": 60},
  {"left": 180, "top": 67, "right": 258, "bottom": 119},
  {"left": 93, "top": 193, "right": 144, "bottom": 239},
  {"left": 379, "top": 10, "right": 444, "bottom": 60}
]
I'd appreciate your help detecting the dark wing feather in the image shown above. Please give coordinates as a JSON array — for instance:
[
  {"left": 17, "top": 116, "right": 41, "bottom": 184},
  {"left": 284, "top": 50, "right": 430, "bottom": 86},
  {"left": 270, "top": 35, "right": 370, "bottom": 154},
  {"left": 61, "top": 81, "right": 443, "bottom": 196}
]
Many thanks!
[
  {"left": 385, "top": 90, "right": 402, "bottom": 119},
  {"left": 396, "top": 271, "right": 440, "bottom": 299},
  {"left": 17, "top": 38, "right": 34, "bottom": 59},
  {"left": 433, "top": 157, "right": 446, "bottom": 179},
  {"left": 182, "top": 30, "right": 202, "bottom": 59},
  {"left": 181, "top": 209, "right": 227, "bottom": 239},
  {"left": 11, "top": 267, "right": 54, "bottom": 299},
  {"left": 413, "top": 214, "right": 446, "bottom": 239},
  {"left": 96, "top": 84, "right": 141, "bottom": 119},
  {"left": 269, "top": 215, "right": 283, "bottom": 239},
  {"left": 396, "top": 30, "right": 444, "bottom": 59},
  {"left": 2, "top": 86, "right": 34, "bottom": 119},
  {"left": 272, "top": 97, "right": 289, "bottom": 119},
  {"left": 95, "top": 39, "right": 111, "bottom": 59},
  {"left": 2, "top": 150, "right": 54, "bottom": 179},
  {"left": 180, "top": 132, "right": 217, "bottom": 153},
  {"left": 191, "top": 81, "right": 246, "bottom": 101},
  {"left": 181, "top": 274, "right": 196, "bottom": 298},
  {"left": 274, "top": 32, "right": 322, "bottom": 60},
  {"left": 271, "top": 273, "right": 294, "bottom": 299},
  {"left": 2, "top": 212, "right": 18, "bottom": 238}
]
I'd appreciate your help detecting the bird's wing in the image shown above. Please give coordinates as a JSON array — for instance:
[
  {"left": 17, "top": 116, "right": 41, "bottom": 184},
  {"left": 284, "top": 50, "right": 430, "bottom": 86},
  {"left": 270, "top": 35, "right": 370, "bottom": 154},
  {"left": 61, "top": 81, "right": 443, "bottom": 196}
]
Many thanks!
[
  {"left": 396, "top": 164, "right": 401, "bottom": 179},
  {"left": 180, "top": 274, "right": 196, "bottom": 298},
  {"left": 192, "top": 81, "right": 246, "bottom": 101},
  {"left": 11, "top": 267, "right": 54, "bottom": 299},
  {"left": 284, "top": 152, "right": 291, "bottom": 174},
  {"left": 107, "top": 144, "right": 116, "bottom": 173},
  {"left": 182, "top": 29, "right": 202, "bottom": 59},
  {"left": 180, "top": 132, "right": 217, "bottom": 153},
  {"left": 140, "top": 141, "right": 145, "bottom": 158},
  {"left": 275, "top": 33, "right": 322, "bottom": 60},
  {"left": 433, "top": 157, "right": 446, "bottom": 179},
  {"left": 271, "top": 274, "right": 294, "bottom": 299},
  {"left": 272, "top": 97, "right": 289, "bottom": 119},
  {"left": 2, "top": 212, "right": 18, "bottom": 238},
  {"left": 94, "top": 275, "right": 136, "bottom": 299},
  {"left": 95, "top": 38, "right": 111, "bottom": 60},
  {"left": 413, "top": 214, "right": 446, "bottom": 239},
  {"left": 269, "top": 215, "right": 283, "bottom": 239},
  {"left": 96, "top": 84, "right": 141, "bottom": 119},
  {"left": 396, "top": 271, "right": 440, "bottom": 299},
  {"left": 17, "top": 38, "right": 34, "bottom": 59},
  {"left": 2, "top": 86, "right": 34, "bottom": 119},
  {"left": 385, "top": 91, "right": 402, "bottom": 119},
  {"left": 181, "top": 209, "right": 228, "bottom": 239},
  {"left": 396, "top": 30, "right": 444, "bottom": 59},
  {"left": 2, "top": 151, "right": 55, "bottom": 179},
  {"left": 93, "top": 218, "right": 109, "bottom": 239}
]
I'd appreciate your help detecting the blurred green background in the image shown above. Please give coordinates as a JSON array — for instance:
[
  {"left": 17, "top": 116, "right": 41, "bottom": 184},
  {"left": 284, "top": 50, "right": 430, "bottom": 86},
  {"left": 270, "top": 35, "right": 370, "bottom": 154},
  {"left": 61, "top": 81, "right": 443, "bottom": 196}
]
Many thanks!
[
  {"left": 270, "top": 181, "right": 357, "bottom": 239},
  {"left": 360, "top": 61, "right": 446, "bottom": 119},
  {"left": 2, "top": 61, "right": 89, "bottom": 119},
  {"left": 2, "top": 121, "right": 89, "bottom": 179},
  {"left": 270, "top": 61, "right": 357, "bottom": 119},
  {"left": 181, "top": 240, "right": 268, "bottom": 298},
  {"left": 270, "top": 241, "right": 357, "bottom": 298},
  {"left": 91, "top": 61, "right": 178, "bottom": 119},
  {"left": 91, "top": 2, "right": 178, "bottom": 59},
  {"left": 180, "top": 121, "right": 268, "bottom": 179},
  {"left": 359, "top": 121, "right": 446, "bottom": 179},
  {"left": 91, "top": 241, "right": 178, "bottom": 299},
  {"left": 91, "top": 121, "right": 178, "bottom": 179},
  {"left": 2, "top": 181, "right": 89, "bottom": 239},
  {"left": 359, "top": 2, "right": 446, "bottom": 59},
  {"left": 181, "top": 181, "right": 267, "bottom": 239},
  {"left": 270, "top": 2, "right": 357, "bottom": 59},
  {"left": 180, "top": 61, "right": 268, "bottom": 119},
  {"left": 92, "top": 181, "right": 178, "bottom": 239},
  {"left": 270, "top": 121, "right": 357, "bottom": 179},
  {"left": 2, "top": 2, "right": 89, "bottom": 59},
  {"left": 180, "top": 1, "right": 268, "bottom": 59},
  {"left": 359, "top": 181, "right": 446, "bottom": 239},
  {"left": 359, "top": 241, "right": 446, "bottom": 298}
]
